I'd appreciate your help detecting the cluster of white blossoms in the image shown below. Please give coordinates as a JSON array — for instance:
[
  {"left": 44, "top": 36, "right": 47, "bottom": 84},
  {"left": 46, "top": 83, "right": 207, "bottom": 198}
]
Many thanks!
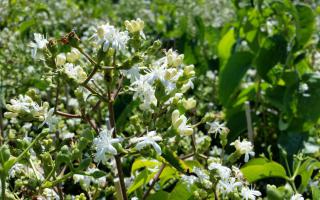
[
  {"left": 4, "top": 95, "right": 49, "bottom": 121},
  {"left": 231, "top": 138, "right": 255, "bottom": 162},
  {"left": 181, "top": 161, "right": 261, "bottom": 199},
  {"left": 91, "top": 23, "right": 129, "bottom": 52},
  {"left": 93, "top": 128, "right": 123, "bottom": 164},
  {"left": 73, "top": 167, "right": 106, "bottom": 190},
  {"left": 171, "top": 110, "right": 193, "bottom": 136},
  {"left": 129, "top": 48, "right": 195, "bottom": 111}
]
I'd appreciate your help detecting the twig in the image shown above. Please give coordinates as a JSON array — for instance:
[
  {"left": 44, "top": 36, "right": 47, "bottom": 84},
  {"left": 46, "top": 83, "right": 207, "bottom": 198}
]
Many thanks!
[
  {"left": 142, "top": 164, "right": 166, "bottom": 200},
  {"left": 112, "top": 75, "right": 124, "bottom": 100},
  {"left": 82, "top": 84, "right": 108, "bottom": 102},
  {"left": 55, "top": 110, "right": 81, "bottom": 118},
  {"left": 107, "top": 87, "right": 128, "bottom": 200}
]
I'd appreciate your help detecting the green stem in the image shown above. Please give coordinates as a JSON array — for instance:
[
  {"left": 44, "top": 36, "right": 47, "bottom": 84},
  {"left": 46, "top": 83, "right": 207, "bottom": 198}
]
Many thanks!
[
  {"left": 1, "top": 175, "right": 5, "bottom": 200},
  {"left": 12, "top": 132, "right": 47, "bottom": 168},
  {"left": 42, "top": 172, "right": 73, "bottom": 188}
]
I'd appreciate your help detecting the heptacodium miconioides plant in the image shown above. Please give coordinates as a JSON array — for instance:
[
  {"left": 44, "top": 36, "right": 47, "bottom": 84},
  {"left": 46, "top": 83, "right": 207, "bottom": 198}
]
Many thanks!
[{"left": 2, "top": 19, "right": 261, "bottom": 200}]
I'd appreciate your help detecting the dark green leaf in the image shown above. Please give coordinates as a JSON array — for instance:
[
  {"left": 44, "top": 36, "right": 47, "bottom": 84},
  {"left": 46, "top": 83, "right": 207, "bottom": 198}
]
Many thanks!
[
  {"left": 241, "top": 158, "right": 288, "bottom": 182},
  {"left": 254, "top": 35, "right": 287, "bottom": 82},
  {"left": 219, "top": 51, "right": 253, "bottom": 106}
]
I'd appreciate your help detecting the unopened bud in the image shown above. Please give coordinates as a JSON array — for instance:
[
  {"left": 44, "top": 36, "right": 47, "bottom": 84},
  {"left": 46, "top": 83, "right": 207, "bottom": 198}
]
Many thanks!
[{"left": 55, "top": 53, "right": 66, "bottom": 66}]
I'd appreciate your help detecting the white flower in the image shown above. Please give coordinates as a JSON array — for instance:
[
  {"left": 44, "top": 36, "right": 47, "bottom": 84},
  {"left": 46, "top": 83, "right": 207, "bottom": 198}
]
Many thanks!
[
  {"left": 63, "top": 63, "right": 87, "bottom": 83},
  {"left": 130, "top": 131, "right": 162, "bottom": 155},
  {"left": 241, "top": 187, "right": 261, "bottom": 200},
  {"left": 217, "top": 177, "right": 242, "bottom": 195},
  {"left": 121, "top": 65, "right": 140, "bottom": 82},
  {"left": 130, "top": 78, "right": 157, "bottom": 110},
  {"left": 43, "top": 188, "right": 60, "bottom": 200},
  {"left": 181, "top": 175, "right": 198, "bottom": 188},
  {"left": 290, "top": 193, "right": 304, "bottom": 200},
  {"left": 93, "top": 128, "right": 123, "bottom": 164},
  {"left": 207, "top": 121, "right": 228, "bottom": 137},
  {"left": 9, "top": 163, "right": 25, "bottom": 178},
  {"left": 73, "top": 168, "right": 106, "bottom": 190},
  {"left": 39, "top": 108, "right": 56, "bottom": 131},
  {"left": 299, "top": 83, "right": 310, "bottom": 97},
  {"left": 232, "top": 166, "right": 244, "bottom": 180},
  {"left": 208, "top": 162, "right": 231, "bottom": 180},
  {"left": 92, "top": 23, "right": 129, "bottom": 52},
  {"left": 55, "top": 53, "right": 66, "bottom": 66},
  {"left": 231, "top": 138, "right": 255, "bottom": 162},
  {"left": 29, "top": 33, "right": 48, "bottom": 58},
  {"left": 193, "top": 167, "right": 209, "bottom": 181},
  {"left": 66, "top": 48, "right": 81, "bottom": 63}
]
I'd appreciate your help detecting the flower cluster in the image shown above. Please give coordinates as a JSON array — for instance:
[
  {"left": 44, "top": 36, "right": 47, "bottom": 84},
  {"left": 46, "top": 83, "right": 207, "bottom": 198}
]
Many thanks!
[
  {"left": 92, "top": 23, "right": 129, "bottom": 52},
  {"left": 4, "top": 94, "right": 49, "bottom": 121}
]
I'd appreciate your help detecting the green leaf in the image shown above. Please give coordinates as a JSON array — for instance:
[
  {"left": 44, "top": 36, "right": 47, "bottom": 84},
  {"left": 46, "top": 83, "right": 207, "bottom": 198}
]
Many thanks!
[
  {"left": 254, "top": 35, "right": 287, "bottom": 82},
  {"left": 241, "top": 158, "right": 288, "bottom": 182},
  {"left": 161, "top": 147, "right": 188, "bottom": 173},
  {"left": 168, "top": 182, "right": 196, "bottom": 200},
  {"left": 147, "top": 191, "right": 169, "bottom": 200},
  {"left": 295, "top": 3, "right": 315, "bottom": 47},
  {"left": 19, "top": 19, "right": 36, "bottom": 35},
  {"left": 297, "top": 158, "right": 320, "bottom": 192},
  {"left": 298, "top": 73, "right": 320, "bottom": 122},
  {"left": 131, "top": 158, "right": 161, "bottom": 174},
  {"left": 312, "top": 186, "right": 320, "bottom": 200},
  {"left": 218, "top": 28, "right": 236, "bottom": 62},
  {"left": 266, "top": 184, "right": 292, "bottom": 200},
  {"left": 218, "top": 51, "right": 253, "bottom": 106},
  {"left": 128, "top": 169, "right": 155, "bottom": 194},
  {"left": 90, "top": 170, "right": 107, "bottom": 178},
  {"left": 158, "top": 166, "right": 178, "bottom": 186},
  {"left": 76, "top": 158, "right": 92, "bottom": 171}
]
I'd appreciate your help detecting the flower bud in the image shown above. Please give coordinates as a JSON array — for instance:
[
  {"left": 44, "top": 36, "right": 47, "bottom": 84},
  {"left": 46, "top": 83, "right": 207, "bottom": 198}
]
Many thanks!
[
  {"left": 67, "top": 48, "right": 81, "bottom": 63},
  {"left": 125, "top": 18, "right": 144, "bottom": 33},
  {"left": 164, "top": 68, "right": 177, "bottom": 80},
  {"left": 182, "top": 98, "right": 196, "bottom": 110},
  {"left": 171, "top": 110, "right": 180, "bottom": 125},
  {"left": 0, "top": 144, "right": 10, "bottom": 164},
  {"left": 181, "top": 127, "right": 193, "bottom": 136},
  {"left": 4, "top": 112, "right": 18, "bottom": 118},
  {"left": 55, "top": 53, "right": 66, "bottom": 66},
  {"left": 166, "top": 49, "right": 184, "bottom": 67},
  {"left": 97, "top": 25, "right": 106, "bottom": 39},
  {"left": 184, "top": 65, "right": 195, "bottom": 76}
]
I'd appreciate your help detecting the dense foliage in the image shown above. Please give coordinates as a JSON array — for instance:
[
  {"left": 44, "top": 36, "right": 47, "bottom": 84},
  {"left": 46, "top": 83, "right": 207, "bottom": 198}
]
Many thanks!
[{"left": 0, "top": 0, "right": 320, "bottom": 199}]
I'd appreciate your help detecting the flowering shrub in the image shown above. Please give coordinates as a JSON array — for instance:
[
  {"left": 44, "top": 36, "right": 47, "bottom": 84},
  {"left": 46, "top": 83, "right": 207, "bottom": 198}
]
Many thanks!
[{"left": 1, "top": 0, "right": 320, "bottom": 200}]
